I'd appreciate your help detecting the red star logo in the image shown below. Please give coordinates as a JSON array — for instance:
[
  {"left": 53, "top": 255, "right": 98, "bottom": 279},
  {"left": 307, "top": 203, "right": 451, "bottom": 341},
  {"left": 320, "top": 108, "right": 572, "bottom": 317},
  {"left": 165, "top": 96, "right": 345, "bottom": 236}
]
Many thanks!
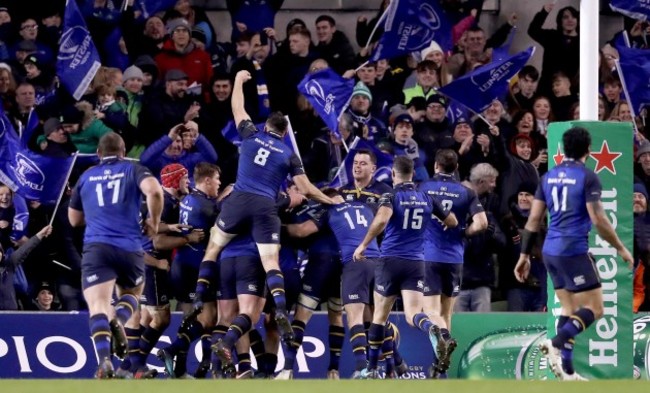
[
  {"left": 553, "top": 142, "right": 564, "bottom": 166},
  {"left": 590, "top": 140, "right": 622, "bottom": 174}
]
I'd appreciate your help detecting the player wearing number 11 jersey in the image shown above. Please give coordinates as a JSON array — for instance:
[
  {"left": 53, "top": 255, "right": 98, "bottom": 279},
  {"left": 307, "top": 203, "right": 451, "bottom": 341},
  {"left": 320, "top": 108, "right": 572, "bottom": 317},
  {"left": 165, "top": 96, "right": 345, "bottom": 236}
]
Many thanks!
[
  {"left": 352, "top": 156, "right": 458, "bottom": 379},
  {"left": 515, "top": 127, "right": 633, "bottom": 381},
  {"left": 204, "top": 70, "right": 336, "bottom": 357}
]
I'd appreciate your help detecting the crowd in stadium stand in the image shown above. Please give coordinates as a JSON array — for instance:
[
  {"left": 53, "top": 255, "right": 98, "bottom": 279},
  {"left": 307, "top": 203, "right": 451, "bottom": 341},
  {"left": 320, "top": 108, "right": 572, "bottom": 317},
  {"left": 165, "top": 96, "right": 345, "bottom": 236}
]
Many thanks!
[{"left": 0, "top": 0, "right": 649, "bottom": 317}]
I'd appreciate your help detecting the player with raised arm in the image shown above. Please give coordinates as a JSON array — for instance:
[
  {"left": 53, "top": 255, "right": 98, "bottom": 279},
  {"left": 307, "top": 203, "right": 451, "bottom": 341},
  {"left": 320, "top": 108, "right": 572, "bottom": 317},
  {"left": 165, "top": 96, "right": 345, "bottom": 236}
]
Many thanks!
[
  {"left": 353, "top": 156, "right": 458, "bottom": 379},
  {"left": 419, "top": 149, "right": 488, "bottom": 378},
  {"left": 199, "top": 70, "right": 336, "bottom": 360},
  {"left": 69, "top": 132, "right": 164, "bottom": 379},
  {"left": 515, "top": 127, "right": 633, "bottom": 381}
]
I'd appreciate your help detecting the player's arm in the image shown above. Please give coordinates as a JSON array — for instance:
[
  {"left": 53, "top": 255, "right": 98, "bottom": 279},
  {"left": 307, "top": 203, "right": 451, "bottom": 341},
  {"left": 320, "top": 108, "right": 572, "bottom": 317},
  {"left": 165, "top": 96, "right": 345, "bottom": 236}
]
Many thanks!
[
  {"left": 68, "top": 185, "right": 85, "bottom": 227},
  {"left": 153, "top": 229, "right": 204, "bottom": 250},
  {"left": 430, "top": 197, "right": 458, "bottom": 228},
  {"left": 140, "top": 177, "right": 164, "bottom": 237},
  {"left": 292, "top": 174, "right": 336, "bottom": 205},
  {"left": 232, "top": 70, "right": 252, "bottom": 126},
  {"left": 587, "top": 201, "right": 633, "bottom": 268},
  {"left": 144, "top": 252, "right": 169, "bottom": 271},
  {"left": 465, "top": 211, "right": 488, "bottom": 236},
  {"left": 354, "top": 202, "right": 392, "bottom": 261},
  {"left": 286, "top": 221, "right": 320, "bottom": 238}
]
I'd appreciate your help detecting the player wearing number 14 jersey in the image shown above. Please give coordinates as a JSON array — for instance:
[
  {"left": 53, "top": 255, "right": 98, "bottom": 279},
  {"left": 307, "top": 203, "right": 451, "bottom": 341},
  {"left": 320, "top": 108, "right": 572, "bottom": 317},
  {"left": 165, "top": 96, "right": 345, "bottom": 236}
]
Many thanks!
[
  {"left": 515, "top": 127, "right": 633, "bottom": 381},
  {"left": 203, "top": 70, "right": 336, "bottom": 355},
  {"left": 352, "top": 156, "right": 458, "bottom": 379}
]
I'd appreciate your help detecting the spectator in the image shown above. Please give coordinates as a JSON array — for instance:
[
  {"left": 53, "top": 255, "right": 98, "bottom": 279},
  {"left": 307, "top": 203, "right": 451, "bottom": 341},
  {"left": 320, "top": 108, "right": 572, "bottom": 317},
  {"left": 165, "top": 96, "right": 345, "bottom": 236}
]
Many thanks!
[
  {"left": 356, "top": 61, "right": 394, "bottom": 121},
  {"left": 495, "top": 132, "right": 540, "bottom": 215},
  {"left": 95, "top": 83, "right": 133, "bottom": 151},
  {"left": 609, "top": 100, "right": 634, "bottom": 123},
  {"left": 528, "top": 3, "right": 580, "bottom": 96},
  {"left": 134, "top": 55, "right": 159, "bottom": 90},
  {"left": 501, "top": 182, "right": 548, "bottom": 312},
  {"left": 60, "top": 103, "right": 113, "bottom": 154},
  {"left": 168, "top": 0, "right": 217, "bottom": 47},
  {"left": 27, "top": 281, "right": 61, "bottom": 311},
  {"left": 389, "top": 113, "right": 428, "bottom": 182},
  {"left": 346, "top": 81, "right": 387, "bottom": 144},
  {"left": 0, "top": 65, "right": 16, "bottom": 112},
  {"left": 532, "top": 96, "right": 554, "bottom": 137},
  {"left": 155, "top": 18, "right": 213, "bottom": 100},
  {"left": 8, "top": 82, "right": 35, "bottom": 134},
  {"left": 0, "top": 184, "right": 13, "bottom": 251},
  {"left": 10, "top": 40, "right": 37, "bottom": 81},
  {"left": 40, "top": 117, "right": 77, "bottom": 158},
  {"left": 402, "top": 60, "right": 439, "bottom": 104},
  {"left": 140, "top": 122, "right": 218, "bottom": 180},
  {"left": 121, "top": 4, "right": 166, "bottom": 60},
  {"left": 231, "top": 31, "right": 273, "bottom": 122},
  {"left": 507, "top": 65, "right": 540, "bottom": 115},
  {"left": 448, "top": 21, "right": 516, "bottom": 78},
  {"left": 138, "top": 69, "right": 199, "bottom": 146},
  {"left": 314, "top": 15, "right": 355, "bottom": 75},
  {"left": 634, "top": 183, "right": 650, "bottom": 312},
  {"left": 603, "top": 76, "right": 623, "bottom": 113},
  {"left": 421, "top": 41, "right": 453, "bottom": 87},
  {"left": 548, "top": 71, "right": 578, "bottom": 121},
  {"left": 0, "top": 224, "right": 52, "bottom": 311},
  {"left": 451, "top": 117, "right": 494, "bottom": 180},
  {"left": 636, "top": 142, "right": 650, "bottom": 193},
  {"left": 304, "top": 112, "right": 356, "bottom": 184},
  {"left": 191, "top": 26, "right": 232, "bottom": 75},
  {"left": 509, "top": 110, "right": 546, "bottom": 154},
  {"left": 15, "top": 17, "right": 53, "bottom": 63},
  {"left": 414, "top": 94, "right": 453, "bottom": 169}
]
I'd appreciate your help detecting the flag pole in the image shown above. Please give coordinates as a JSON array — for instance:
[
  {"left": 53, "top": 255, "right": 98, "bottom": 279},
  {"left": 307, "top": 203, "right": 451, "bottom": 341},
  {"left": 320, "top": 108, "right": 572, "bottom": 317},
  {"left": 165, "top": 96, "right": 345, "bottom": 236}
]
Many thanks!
[
  {"left": 284, "top": 116, "right": 304, "bottom": 163},
  {"left": 614, "top": 59, "right": 641, "bottom": 139},
  {"left": 579, "top": 0, "right": 599, "bottom": 120},
  {"left": 49, "top": 152, "right": 78, "bottom": 226},
  {"left": 363, "top": 3, "right": 392, "bottom": 50}
]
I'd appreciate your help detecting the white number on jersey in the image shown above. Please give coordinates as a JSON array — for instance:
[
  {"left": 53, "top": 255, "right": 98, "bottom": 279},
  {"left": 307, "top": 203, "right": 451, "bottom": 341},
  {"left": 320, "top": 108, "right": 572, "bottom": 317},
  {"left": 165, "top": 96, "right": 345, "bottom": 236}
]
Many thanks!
[
  {"left": 441, "top": 199, "right": 453, "bottom": 211},
  {"left": 551, "top": 185, "right": 568, "bottom": 212},
  {"left": 403, "top": 208, "right": 423, "bottom": 230},
  {"left": 343, "top": 209, "right": 369, "bottom": 229},
  {"left": 254, "top": 147, "right": 271, "bottom": 166},
  {"left": 95, "top": 179, "right": 121, "bottom": 207}
]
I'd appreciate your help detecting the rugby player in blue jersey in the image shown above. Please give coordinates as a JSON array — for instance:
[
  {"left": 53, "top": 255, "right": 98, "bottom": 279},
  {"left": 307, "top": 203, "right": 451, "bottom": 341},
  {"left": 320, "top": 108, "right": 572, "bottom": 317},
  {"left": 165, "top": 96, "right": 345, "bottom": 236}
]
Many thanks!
[
  {"left": 353, "top": 156, "right": 458, "bottom": 379},
  {"left": 340, "top": 149, "right": 392, "bottom": 211},
  {"left": 419, "top": 149, "right": 487, "bottom": 377},
  {"left": 197, "top": 70, "right": 336, "bottom": 345},
  {"left": 69, "top": 132, "right": 163, "bottom": 378},
  {"left": 286, "top": 188, "right": 380, "bottom": 378},
  {"left": 515, "top": 127, "right": 633, "bottom": 381}
]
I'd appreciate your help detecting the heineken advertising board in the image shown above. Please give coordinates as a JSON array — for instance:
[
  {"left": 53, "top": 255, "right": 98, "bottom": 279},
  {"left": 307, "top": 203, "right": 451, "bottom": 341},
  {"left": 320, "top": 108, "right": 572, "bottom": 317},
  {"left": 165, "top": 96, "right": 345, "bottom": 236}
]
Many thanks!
[{"left": 546, "top": 121, "right": 634, "bottom": 379}]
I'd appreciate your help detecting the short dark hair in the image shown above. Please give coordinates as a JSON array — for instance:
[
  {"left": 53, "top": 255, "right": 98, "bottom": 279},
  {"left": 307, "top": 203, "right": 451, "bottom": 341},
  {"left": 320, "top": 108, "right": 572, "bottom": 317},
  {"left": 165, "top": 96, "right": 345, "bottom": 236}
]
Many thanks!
[
  {"left": 519, "top": 65, "right": 539, "bottom": 81},
  {"left": 393, "top": 156, "right": 414, "bottom": 176},
  {"left": 266, "top": 112, "right": 288, "bottom": 134},
  {"left": 321, "top": 187, "right": 340, "bottom": 198},
  {"left": 194, "top": 162, "right": 221, "bottom": 183},
  {"left": 435, "top": 149, "right": 458, "bottom": 174},
  {"left": 417, "top": 60, "right": 436, "bottom": 72},
  {"left": 315, "top": 15, "right": 335, "bottom": 26},
  {"left": 97, "top": 132, "right": 125, "bottom": 157},
  {"left": 563, "top": 127, "right": 591, "bottom": 160},
  {"left": 556, "top": 6, "right": 579, "bottom": 30},
  {"left": 354, "top": 148, "right": 377, "bottom": 165}
]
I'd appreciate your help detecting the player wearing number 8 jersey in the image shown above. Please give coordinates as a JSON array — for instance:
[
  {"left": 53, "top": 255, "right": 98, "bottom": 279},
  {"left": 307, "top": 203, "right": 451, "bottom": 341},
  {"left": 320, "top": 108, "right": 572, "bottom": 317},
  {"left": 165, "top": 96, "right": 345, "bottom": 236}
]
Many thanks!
[
  {"left": 515, "top": 127, "right": 633, "bottom": 381},
  {"left": 202, "top": 70, "right": 336, "bottom": 356},
  {"left": 419, "top": 149, "right": 487, "bottom": 378},
  {"left": 352, "top": 156, "right": 458, "bottom": 379},
  {"left": 69, "top": 132, "right": 164, "bottom": 378}
]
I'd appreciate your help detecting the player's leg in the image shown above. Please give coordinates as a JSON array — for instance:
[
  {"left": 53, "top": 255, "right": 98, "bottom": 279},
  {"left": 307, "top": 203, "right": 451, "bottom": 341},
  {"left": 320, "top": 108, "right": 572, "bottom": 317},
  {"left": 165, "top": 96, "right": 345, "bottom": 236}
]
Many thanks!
[
  {"left": 195, "top": 226, "right": 234, "bottom": 308},
  {"left": 235, "top": 294, "right": 265, "bottom": 379},
  {"left": 194, "top": 301, "right": 217, "bottom": 378},
  {"left": 83, "top": 278, "right": 118, "bottom": 378},
  {"left": 346, "top": 302, "right": 368, "bottom": 378},
  {"left": 235, "top": 333, "right": 253, "bottom": 379},
  {"left": 326, "top": 300, "right": 344, "bottom": 379},
  {"left": 343, "top": 259, "right": 374, "bottom": 379},
  {"left": 212, "top": 298, "right": 238, "bottom": 377}
]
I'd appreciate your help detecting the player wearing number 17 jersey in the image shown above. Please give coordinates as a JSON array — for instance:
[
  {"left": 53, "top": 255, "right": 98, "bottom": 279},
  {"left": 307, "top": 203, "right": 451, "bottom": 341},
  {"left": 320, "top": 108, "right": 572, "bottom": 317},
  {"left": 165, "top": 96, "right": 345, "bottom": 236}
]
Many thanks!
[
  {"left": 69, "top": 133, "right": 163, "bottom": 378},
  {"left": 515, "top": 127, "right": 633, "bottom": 381},
  {"left": 202, "top": 70, "right": 336, "bottom": 350},
  {"left": 352, "top": 156, "right": 458, "bottom": 379}
]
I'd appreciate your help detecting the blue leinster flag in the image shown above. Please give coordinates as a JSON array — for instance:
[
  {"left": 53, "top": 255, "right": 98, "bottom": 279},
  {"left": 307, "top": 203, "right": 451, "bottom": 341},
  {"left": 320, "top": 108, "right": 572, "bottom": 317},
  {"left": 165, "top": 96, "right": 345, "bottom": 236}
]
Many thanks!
[
  {"left": 0, "top": 109, "right": 75, "bottom": 205},
  {"left": 439, "top": 47, "right": 535, "bottom": 114},
  {"left": 370, "top": 0, "right": 452, "bottom": 62},
  {"left": 617, "top": 45, "right": 650, "bottom": 114},
  {"left": 57, "top": 0, "right": 101, "bottom": 100},
  {"left": 610, "top": 0, "right": 650, "bottom": 21},
  {"left": 298, "top": 68, "right": 355, "bottom": 140}
]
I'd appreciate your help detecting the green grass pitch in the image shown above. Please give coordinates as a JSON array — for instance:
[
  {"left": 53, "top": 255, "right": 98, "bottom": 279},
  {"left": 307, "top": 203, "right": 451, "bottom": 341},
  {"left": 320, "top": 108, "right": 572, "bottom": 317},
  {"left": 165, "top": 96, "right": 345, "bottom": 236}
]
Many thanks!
[{"left": 2, "top": 380, "right": 645, "bottom": 393}]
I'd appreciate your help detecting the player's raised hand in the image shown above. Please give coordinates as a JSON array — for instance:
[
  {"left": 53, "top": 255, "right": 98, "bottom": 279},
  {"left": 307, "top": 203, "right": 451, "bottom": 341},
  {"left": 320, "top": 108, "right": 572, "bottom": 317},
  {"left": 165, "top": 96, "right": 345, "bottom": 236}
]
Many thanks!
[
  {"left": 353, "top": 245, "right": 367, "bottom": 262},
  {"left": 619, "top": 247, "right": 634, "bottom": 269},
  {"left": 514, "top": 255, "right": 531, "bottom": 283},
  {"left": 235, "top": 70, "right": 252, "bottom": 83}
]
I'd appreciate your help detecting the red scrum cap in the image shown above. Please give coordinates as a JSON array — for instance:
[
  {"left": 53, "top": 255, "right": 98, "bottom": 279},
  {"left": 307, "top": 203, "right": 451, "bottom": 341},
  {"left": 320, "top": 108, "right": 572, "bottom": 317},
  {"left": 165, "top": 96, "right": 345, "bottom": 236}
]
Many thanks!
[{"left": 160, "top": 163, "right": 188, "bottom": 189}]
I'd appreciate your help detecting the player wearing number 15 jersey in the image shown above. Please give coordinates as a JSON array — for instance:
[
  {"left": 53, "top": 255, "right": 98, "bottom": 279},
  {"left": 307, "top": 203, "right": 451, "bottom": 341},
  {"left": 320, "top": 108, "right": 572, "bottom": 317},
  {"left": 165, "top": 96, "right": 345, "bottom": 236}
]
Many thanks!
[
  {"left": 352, "top": 156, "right": 458, "bottom": 379},
  {"left": 515, "top": 127, "right": 633, "bottom": 381},
  {"left": 203, "top": 70, "right": 336, "bottom": 352},
  {"left": 69, "top": 133, "right": 163, "bottom": 378}
]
